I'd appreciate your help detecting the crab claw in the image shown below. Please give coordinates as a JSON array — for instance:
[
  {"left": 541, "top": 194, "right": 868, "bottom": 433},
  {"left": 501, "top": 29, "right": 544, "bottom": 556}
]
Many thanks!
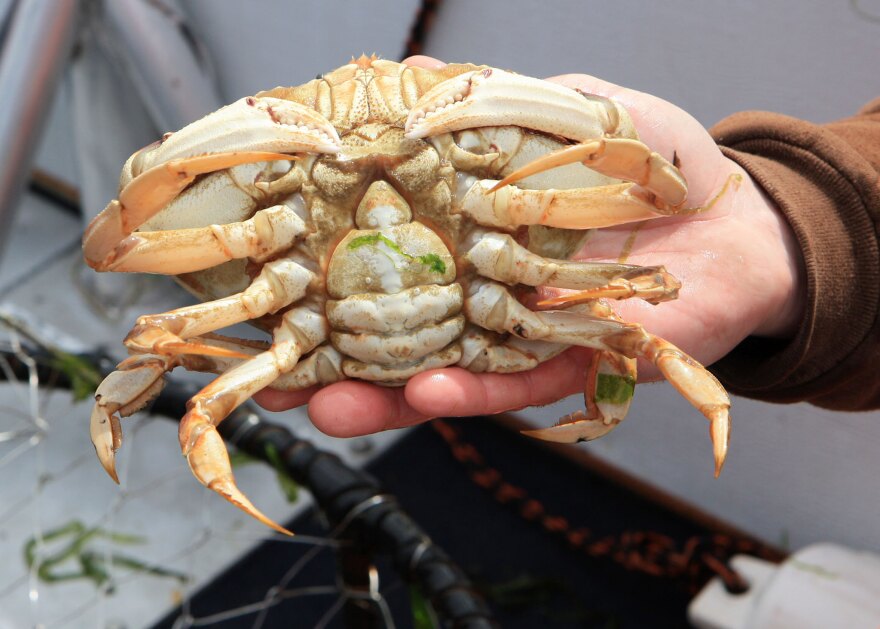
[
  {"left": 405, "top": 67, "right": 628, "bottom": 143},
  {"left": 135, "top": 96, "right": 342, "bottom": 167},
  {"left": 85, "top": 95, "right": 342, "bottom": 270},
  {"left": 405, "top": 68, "right": 687, "bottom": 214},
  {"left": 179, "top": 403, "right": 292, "bottom": 536},
  {"left": 523, "top": 350, "right": 637, "bottom": 443},
  {"left": 84, "top": 152, "right": 297, "bottom": 268},
  {"left": 90, "top": 356, "right": 168, "bottom": 483}
]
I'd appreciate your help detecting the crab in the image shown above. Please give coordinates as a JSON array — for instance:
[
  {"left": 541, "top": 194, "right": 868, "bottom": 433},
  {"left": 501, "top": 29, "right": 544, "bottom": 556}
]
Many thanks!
[{"left": 83, "top": 56, "right": 730, "bottom": 534}]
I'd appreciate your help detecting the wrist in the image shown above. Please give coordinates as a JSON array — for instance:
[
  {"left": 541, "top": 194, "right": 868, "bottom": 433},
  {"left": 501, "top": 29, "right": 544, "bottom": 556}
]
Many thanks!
[{"left": 747, "top": 177, "right": 806, "bottom": 339}]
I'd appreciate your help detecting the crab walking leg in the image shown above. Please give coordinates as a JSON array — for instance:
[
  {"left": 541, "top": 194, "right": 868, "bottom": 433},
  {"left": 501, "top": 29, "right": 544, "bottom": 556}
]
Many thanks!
[
  {"left": 84, "top": 151, "right": 299, "bottom": 268},
  {"left": 460, "top": 224, "right": 670, "bottom": 438},
  {"left": 523, "top": 305, "right": 639, "bottom": 443},
  {"left": 458, "top": 326, "right": 567, "bottom": 373},
  {"left": 178, "top": 305, "right": 327, "bottom": 534},
  {"left": 458, "top": 178, "right": 676, "bottom": 231},
  {"left": 465, "top": 280, "right": 730, "bottom": 475},
  {"left": 489, "top": 138, "right": 687, "bottom": 210},
  {"left": 89, "top": 342, "right": 265, "bottom": 483},
  {"left": 459, "top": 305, "right": 637, "bottom": 441},
  {"left": 89, "top": 340, "right": 341, "bottom": 485},
  {"left": 270, "top": 346, "right": 346, "bottom": 390},
  {"left": 95, "top": 204, "right": 308, "bottom": 274},
  {"left": 533, "top": 301, "right": 638, "bottom": 442},
  {"left": 123, "top": 258, "right": 315, "bottom": 356},
  {"left": 90, "top": 354, "right": 170, "bottom": 483},
  {"left": 519, "top": 350, "right": 638, "bottom": 443},
  {"left": 166, "top": 334, "right": 346, "bottom": 392},
  {"left": 462, "top": 230, "right": 679, "bottom": 304},
  {"left": 90, "top": 259, "right": 314, "bottom": 483}
]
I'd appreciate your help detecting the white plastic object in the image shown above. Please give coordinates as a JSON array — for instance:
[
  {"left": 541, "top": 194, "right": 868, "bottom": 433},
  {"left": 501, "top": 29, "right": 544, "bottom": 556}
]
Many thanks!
[{"left": 688, "top": 543, "right": 880, "bottom": 629}]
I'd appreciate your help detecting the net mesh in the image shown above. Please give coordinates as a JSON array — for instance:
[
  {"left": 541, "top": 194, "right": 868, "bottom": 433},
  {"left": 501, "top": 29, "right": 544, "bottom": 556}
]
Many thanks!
[{"left": 0, "top": 304, "right": 409, "bottom": 628}]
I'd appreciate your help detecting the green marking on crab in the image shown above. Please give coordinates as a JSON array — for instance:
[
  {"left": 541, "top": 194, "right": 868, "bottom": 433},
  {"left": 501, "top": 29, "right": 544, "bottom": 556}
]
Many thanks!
[
  {"left": 348, "top": 233, "right": 447, "bottom": 274},
  {"left": 594, "top": 373, "right": 635, "bottom": 405}
]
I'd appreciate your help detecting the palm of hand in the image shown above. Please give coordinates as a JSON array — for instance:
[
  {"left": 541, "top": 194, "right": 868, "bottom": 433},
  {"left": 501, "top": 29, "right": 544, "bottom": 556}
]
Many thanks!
[{"left": 255, "top": 69, "right": 801, "bottom": 436}]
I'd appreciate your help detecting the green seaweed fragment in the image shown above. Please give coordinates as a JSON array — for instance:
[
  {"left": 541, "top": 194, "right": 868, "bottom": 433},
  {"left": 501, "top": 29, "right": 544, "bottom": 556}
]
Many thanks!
[
  {"left": 23, "top": 520, "right": 187, "bottom": 591},
  {"left": 47, "top": 350, "right": 103, "bottom": 401},
  {"left": 409, "top": 585, "right": 438, "bottom": 629},
  {"left": 0, "top": 310, "right": 103, "bottom": 401},
  {"left": 230, "top": 443, "right": 299, "bottom": 503}
]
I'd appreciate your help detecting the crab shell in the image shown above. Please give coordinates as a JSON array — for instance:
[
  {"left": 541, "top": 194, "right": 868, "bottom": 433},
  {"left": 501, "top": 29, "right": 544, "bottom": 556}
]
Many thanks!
[{"left": 83, "top": 57, "right": 729, "bottom": 534}]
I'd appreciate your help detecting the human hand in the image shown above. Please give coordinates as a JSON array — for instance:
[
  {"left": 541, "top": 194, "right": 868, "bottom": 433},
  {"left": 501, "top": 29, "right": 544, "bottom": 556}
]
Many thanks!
[{"left": 254, "top": 56, "right": 804, "bottom": 436}]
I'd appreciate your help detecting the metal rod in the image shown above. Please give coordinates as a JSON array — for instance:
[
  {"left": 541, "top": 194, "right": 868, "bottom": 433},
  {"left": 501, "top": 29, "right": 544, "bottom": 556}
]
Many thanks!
[
  {"left": 0, "top": 0, "right": 79, "bottom": 263},
  {"left": 103, "top": 0, "right": 222, "bottom": 132}
]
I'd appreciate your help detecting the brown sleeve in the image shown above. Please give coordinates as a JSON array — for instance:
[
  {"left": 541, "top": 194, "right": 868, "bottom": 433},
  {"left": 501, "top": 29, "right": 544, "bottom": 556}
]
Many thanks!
[{"left": 709, "top": 99, "right": 880, "bottom": 410}]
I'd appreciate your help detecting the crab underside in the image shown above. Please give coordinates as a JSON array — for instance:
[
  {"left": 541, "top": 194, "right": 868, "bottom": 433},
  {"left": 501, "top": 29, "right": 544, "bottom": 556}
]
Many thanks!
[{"left": 83, "top": 57, "right": 730, "bottom": 534}]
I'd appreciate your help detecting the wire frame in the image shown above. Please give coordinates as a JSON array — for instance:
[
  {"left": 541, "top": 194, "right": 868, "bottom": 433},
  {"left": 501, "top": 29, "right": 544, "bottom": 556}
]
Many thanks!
[{"left": 0, "top": 313, "right": 493, "bottom": 627}]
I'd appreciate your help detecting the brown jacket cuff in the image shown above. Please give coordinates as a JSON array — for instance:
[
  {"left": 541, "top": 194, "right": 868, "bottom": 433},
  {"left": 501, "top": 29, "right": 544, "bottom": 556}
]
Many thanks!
[{"left": 710, "top": 111, "right": 880, "bottom": 407}]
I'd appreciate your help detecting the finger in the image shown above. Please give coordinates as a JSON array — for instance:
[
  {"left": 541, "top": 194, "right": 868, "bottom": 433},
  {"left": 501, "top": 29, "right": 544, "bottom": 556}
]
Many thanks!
[
  {"left": 545, "top": 72, "right": 633, "bottom": 101},
  {"left": 253, "top": 385, "right": 319, "bottom": 412},
  {"left": 402, "top": 55, "right": 447, "bottom": 69},
  {"left": 546, "top": 72, "right": 676, "bottom": 131},
  {"left": 307, "top": 380, "right": 429, "bottom": 437},
  {"left": 404, "top": 351, "right": 589, "bottom": 417}
]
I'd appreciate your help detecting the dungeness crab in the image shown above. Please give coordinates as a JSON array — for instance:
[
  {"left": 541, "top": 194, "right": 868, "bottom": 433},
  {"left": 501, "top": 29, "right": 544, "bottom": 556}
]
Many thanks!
[{"left": 84, "top": 57, "right": 730, "bottom": 534}]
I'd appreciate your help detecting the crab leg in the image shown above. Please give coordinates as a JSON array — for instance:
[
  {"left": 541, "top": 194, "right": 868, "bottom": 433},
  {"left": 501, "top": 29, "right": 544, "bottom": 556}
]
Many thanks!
[
  {"left": 93, "top": 203, "right": 308, "bottom": 274},
  {"left": 168, "top": 334, "right": 346, "bottom": 392},
  {"left": 84, "top": 152, "right": 299, "bottom": 267},
  {"left": 84, "top": 95, "right": 340, "bottom": 269},
  {"left": 407, "top": 67, "right": 687, "bottom": 221},
  {"left": 90, "top": 259, "right": 315, "bottom": 484},
  {"left": 271, "top": 346, "right": 345, "bottom": 390},
  {"left": 524, "top": 301, "right": 638, "bottom": 443},
  {"left": 405, "top": 68, "right": 631, "bottom": 143},
  {"left": 463, "top": 230, "right": 679, "bottom": 304},
  {"left": 459, "top": 302, "right": 637, "bottom": 439},
  {"left": 458, "top": 326, "right": 567, "bottom": 373},
  {"left": 90, "top": 355, "right": 169, "bottom": 483},
  {"left": 458, "top": 177, "right": 682, "bottom": 230},
  {"left": 460, "top": 299, "right": 639, "bottom": 442},
  {"left": 178, "top": 304, "right": 327, "bottom": 534},
  {"left": 128, "top": 96, "right": 340, "bottom": 170},
  {"left": 489, "top": 138, "right": 686, "bottom": 208},
  {"left": 516, "top": 349, "right": 636, "bottom": 442},
  {"left": 124, "top": 259, "right": 314, "bottom": 355},
  {"left": 465, "top": 280, "right": 730, "bottom": 475}
]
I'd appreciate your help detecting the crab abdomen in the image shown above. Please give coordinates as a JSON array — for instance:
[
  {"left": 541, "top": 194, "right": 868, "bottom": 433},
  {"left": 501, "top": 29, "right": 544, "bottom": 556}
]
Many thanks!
[{"left": 325, "top": 218, "right": 463, "bottom": 384}]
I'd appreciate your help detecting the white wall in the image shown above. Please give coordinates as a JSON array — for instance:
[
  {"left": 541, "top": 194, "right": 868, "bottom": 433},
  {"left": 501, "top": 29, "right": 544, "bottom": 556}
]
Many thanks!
[
  {"left": 184, "top": 0, "right": 880, "bottom": 125},
  {"left": 36, "top": 0, "right": 880, "bottom": 551}
]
